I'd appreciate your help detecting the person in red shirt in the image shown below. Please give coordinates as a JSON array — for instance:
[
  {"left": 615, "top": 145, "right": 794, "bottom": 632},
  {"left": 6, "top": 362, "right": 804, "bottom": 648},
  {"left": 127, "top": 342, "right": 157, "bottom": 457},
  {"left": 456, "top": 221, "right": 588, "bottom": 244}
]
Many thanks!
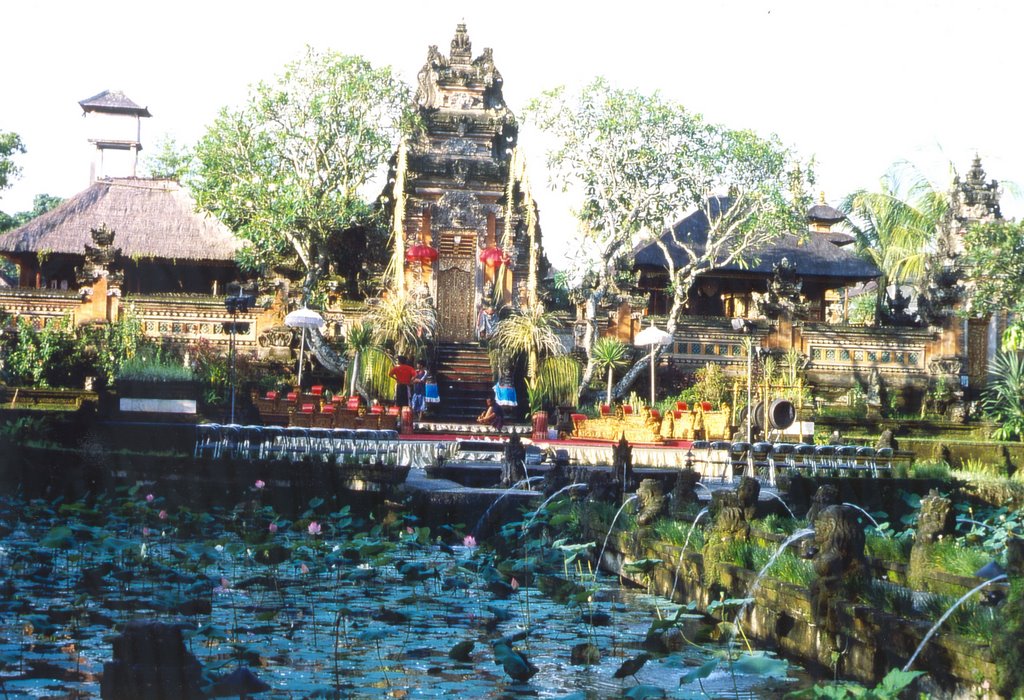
[{"left": 388, "top": 356, "right": 417, "bottom": 408}]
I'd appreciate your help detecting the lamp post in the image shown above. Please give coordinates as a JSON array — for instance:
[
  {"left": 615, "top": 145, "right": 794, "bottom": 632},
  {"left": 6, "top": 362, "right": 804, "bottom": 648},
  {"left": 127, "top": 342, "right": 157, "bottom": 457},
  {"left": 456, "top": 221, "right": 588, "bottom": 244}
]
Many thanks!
[
  {"left": 732, "top": 318, "right": 757, "bottom": 443},
  {"left": 635, "top": 323, "right": 672, "bottom": 406},
  {"left": 223, "top": 286, "right": 255, "bottom": 424}
]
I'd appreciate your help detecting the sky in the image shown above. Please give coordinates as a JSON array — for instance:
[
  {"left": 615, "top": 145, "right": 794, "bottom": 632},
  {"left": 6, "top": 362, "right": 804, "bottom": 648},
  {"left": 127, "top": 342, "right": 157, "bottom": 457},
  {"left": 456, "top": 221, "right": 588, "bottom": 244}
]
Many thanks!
[{"left": 2, "top": 0, "right": 1022, "bottom": 266}]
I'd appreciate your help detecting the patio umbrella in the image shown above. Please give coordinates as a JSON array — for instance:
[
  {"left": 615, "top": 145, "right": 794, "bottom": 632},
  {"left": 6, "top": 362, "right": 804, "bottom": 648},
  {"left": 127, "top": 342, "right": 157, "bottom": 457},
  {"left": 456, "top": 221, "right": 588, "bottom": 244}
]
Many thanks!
[
  {"left": 634, "top": 323, "right": 672, "bottom": 406},
  {"left": 284, "top": 308, "right": 325, "bottom": 388}
]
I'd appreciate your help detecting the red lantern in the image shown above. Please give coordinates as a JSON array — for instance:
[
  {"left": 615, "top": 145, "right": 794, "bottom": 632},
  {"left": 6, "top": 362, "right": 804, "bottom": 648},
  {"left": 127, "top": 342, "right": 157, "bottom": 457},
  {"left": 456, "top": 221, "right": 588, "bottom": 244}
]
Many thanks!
[
  {"left": 405, "top": 243, "right": 438, "bottom": 263},
  {"left": 479, "top": 246, "right": 509, "bottom": 268}
]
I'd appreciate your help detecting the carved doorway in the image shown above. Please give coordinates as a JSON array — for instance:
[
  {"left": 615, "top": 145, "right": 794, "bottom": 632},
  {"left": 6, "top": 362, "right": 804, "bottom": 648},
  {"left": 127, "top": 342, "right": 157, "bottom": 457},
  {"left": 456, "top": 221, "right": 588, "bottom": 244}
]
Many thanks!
[
  {"left": 966, "top": 317, "right": 990, "bottom": 398},
  {"left": 437, "top": 257, "right": 476, "bottom": 341}
]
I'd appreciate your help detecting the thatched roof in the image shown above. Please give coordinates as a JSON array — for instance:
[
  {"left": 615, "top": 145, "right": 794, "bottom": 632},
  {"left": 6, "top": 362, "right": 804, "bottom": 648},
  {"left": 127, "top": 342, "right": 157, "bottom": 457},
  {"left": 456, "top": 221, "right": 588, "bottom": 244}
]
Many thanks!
[
  {"left": 633, "top": 201, "right": 879, "bottom": 284},
  {"left": 0, "top": 178, "right": 242, "bottom": 263}
]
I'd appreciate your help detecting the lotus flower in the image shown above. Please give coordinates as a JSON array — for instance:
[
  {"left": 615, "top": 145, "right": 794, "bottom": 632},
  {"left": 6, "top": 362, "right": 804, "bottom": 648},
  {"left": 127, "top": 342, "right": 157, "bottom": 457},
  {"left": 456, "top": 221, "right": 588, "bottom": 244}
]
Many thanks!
[
  {"left": 254, "top": 479, "right": 266, "bottom": 489},
  {"left": 145, "top": 494, "right": 155, "bottom": 503},
  {"left": 308, "top": 521, "right": 322, "bottom": 536},
  {"left": 158, "top": 510, "right": 168, "bottom": 520},
  {"left": 463, "top": 535, "right": 477, "bottom": 549},
  {"left": 301, "top": 563, "right": 310, "bottom": 575},
  {"left": 268, "top": 522, "right": 278, "bottom": 533}
]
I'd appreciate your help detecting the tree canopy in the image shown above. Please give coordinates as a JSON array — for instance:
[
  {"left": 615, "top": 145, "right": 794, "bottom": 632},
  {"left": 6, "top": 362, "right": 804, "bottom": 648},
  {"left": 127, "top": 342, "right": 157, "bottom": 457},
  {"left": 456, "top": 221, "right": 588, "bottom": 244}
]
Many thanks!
[
  {"left": 0, "top": 131, "right": 25, "bottom": 193},
  {"left": 963, "top": 219, "right": 1024, "bottom": 348},
  {"left": 527, "top": 78, "right": 810, "bottom": 399},
  {"left": 192, "top": 49, "right": 416, "bottom": 300}
]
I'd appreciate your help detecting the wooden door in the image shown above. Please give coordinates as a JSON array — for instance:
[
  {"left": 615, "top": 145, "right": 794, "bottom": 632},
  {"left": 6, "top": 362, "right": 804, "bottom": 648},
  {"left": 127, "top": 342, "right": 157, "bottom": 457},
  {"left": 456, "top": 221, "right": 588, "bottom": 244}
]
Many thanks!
[{"left": 436, "top": 257, "right": 476, "bottom": 341}]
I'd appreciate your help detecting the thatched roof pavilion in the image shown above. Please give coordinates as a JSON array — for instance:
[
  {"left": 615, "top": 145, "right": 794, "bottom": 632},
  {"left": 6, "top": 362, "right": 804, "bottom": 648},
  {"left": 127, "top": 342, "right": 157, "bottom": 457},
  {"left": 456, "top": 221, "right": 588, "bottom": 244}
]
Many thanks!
[{"left": 0, "top": 177, "right": 242, "bottom": 294}]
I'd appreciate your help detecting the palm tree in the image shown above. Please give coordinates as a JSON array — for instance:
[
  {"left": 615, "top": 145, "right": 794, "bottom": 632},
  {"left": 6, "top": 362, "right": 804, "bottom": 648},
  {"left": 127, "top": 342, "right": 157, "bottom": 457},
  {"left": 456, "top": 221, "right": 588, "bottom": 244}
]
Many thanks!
[
  {"left": 591, "top": 337, "right": 630, "bottom": 406},
  {"left": 490, "top": 302, "right": 564, "bottom": 413},
  {"left": 840, "top": 164, "right": 948, "bottom": 321},
  {"left": 366, "top": 291, "right": 437, "bottom": 359},
  {"left": 344, "top": 321, "right": 374, "bottom": 397}
]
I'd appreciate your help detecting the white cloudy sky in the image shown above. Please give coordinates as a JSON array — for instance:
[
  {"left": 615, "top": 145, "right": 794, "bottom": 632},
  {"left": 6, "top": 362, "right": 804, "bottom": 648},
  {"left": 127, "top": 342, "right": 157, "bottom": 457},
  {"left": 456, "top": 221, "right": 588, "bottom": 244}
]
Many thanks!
[{"left": 2, "top": 0, "right": 1021, "bottom": 265}]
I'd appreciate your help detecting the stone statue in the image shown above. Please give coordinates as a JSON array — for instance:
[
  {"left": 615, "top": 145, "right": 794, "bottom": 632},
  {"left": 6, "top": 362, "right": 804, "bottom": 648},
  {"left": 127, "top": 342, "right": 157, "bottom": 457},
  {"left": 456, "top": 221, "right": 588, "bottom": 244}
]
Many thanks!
[
  {"left": 636, "top": 479, "right": 666, "bottom": 526},
  {"left": 500, "top": 434, "right": 527, "bottom": 488},
  {"left": 611, "top": 435, "right": 634, "bottom": 501},
  {"left": 735, "top": 476, "right": 761, "bottom": 522},
  {"left": 669, "top": 468, "right": 701, "bottom": 516},
  {"left": 805, "top": 484, "right": 840, "bottom": 524},
  {"left": 809, "top": 505, "right": 867, "bottom": 634},
  {"left": 916, "top": 489, "right": 955, "bottom": 544},
  {"left": 542, "top": 451, "right": 570, "bottom": 498},
  {"left": 875, "top": 428, "right": 897, "bottom": 451}
]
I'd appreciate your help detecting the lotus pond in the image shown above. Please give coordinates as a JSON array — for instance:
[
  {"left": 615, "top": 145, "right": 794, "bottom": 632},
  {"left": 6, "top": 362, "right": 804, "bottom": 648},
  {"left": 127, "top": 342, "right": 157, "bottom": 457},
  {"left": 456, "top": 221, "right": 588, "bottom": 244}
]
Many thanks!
[{"left": 0, "top": 484, "right": 812, "bottom": 698}]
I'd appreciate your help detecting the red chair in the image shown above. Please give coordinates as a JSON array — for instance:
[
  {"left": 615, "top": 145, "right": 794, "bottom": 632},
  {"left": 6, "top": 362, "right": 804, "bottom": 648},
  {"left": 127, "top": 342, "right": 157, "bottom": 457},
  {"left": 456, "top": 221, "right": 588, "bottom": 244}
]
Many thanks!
[
  {"left": 370, "top": 404, "right": 383, "bottom": 415},
  {"left": 700, "top": 401, "right": 713, "bottom": 411},
  {"left": 672, "top": 410, "right": 683, "bottom": 419},
  {"left": 346, "top": 396, "right": 362, "bottom": 411},
  {"left": 285, "top": 391, "right": 299, "bottom": 403},
  {"left": 310, "top": 385, "right": 324, "bottom": 396},
  {"left": 299, "top": 403, "right": 315, "bottom": 414},
  {"left": 331, "top": 394, "right": 345, "bottom": 405},
  {"left": 600, "top": 404, "right": 611, "bottom": 416},
  {"left": 266, "top": 390, "right": 279, "bottom": 401},
  {"left": 320, "top": 404, "right": 337, "bottom": 415},
  {"left": 387, "top": 406, "right": 400, "bottom": 416},
  {"left": 676, "top": 401, "right": 688, "bottom": 411},
  {"left": 622, "top": 405, "right": 634, "bottom": 415},
  {"left": 649, "top": 409, "right": 661, "bottom": 421}
]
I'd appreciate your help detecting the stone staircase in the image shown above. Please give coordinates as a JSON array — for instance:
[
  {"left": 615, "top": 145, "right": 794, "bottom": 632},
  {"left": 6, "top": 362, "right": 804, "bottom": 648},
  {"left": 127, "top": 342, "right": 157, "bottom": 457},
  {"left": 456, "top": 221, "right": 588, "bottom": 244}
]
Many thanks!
[{"left": 430, "top": 342, "right": 495, "bottom": 422}]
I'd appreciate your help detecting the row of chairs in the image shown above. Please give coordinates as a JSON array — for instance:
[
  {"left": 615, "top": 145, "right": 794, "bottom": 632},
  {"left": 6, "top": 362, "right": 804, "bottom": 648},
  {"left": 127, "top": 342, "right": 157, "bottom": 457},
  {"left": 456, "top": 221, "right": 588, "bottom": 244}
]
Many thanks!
[
  {"left": 194, "top": 423, "right": 400, "bottom": 463},
  {"left": 692, "top": 440, "right": 894, "bottom": 485}
]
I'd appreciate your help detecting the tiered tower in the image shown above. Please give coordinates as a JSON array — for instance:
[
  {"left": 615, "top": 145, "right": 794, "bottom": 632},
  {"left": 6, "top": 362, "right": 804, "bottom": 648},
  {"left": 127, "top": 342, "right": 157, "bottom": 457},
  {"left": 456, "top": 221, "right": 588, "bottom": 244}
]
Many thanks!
[{"left": 387, "top": 24, "right": 542, "bottom": 342}]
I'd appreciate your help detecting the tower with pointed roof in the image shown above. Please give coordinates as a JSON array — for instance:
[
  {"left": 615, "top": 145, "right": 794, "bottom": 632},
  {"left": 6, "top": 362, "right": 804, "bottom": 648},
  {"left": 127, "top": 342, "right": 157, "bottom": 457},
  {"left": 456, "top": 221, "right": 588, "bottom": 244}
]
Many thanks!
[
  {"left": 385, "top": 24, "right": 543, "bottom": 342},
  {"left": 78, "top": 90, "right": 151, "bottom": 183}
]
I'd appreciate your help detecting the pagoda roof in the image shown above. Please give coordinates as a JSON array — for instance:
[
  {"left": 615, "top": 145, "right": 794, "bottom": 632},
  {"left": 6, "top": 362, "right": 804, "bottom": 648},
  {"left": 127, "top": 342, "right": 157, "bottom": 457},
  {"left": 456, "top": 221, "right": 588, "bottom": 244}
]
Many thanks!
[
  {"left": 78, "top": 90, "right": 151, "bottom": 117},
  {"left": 633, "top": 199, "right": 879, "bottom": 283},
  {"left": 0, "top": 178, "right": 240, "bottom": 263}
]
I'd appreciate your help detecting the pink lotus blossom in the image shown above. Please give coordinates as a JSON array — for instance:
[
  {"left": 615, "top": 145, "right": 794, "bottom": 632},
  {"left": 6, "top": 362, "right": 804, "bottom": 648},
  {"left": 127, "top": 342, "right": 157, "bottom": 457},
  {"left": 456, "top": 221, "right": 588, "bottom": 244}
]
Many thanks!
[
  {"left": 406, "top": 527, "right": 414, "bottom": 534},
  {"left": 142, "top": 527, "right": 150, "bottom": 537},
  {"left": 145, "top": 494, "right": 154, "bottom": 503},
  {"left": 254, "top": 479, "right": 266, "bottom": 489},
  {"left": 158, "top": 510, "right": 168, "bottom": 520},
  {"left": 463, "top": 535, "right": 477, "bottom": 548},
  {"left": 510, "top": 577, "right": 519, "bottom": 591},
  {"left": 301, "top": 563, "right": 310, "bottom": 575},
  {"left": 268, "top": 522, "right": 278, "bottom": 533},
  {"left": 307, "top": 521, "right": 322, "bottom": 536}
]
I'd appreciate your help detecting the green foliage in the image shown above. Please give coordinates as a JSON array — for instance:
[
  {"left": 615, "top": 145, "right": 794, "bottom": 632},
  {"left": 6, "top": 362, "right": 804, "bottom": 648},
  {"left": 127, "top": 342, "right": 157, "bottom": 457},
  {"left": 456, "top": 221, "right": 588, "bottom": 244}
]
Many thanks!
[
  {"left": 981, "top": 350, "right": 1024, "bottom": 441},
  {"left": 116, "top": 354, "right": 195, "bottom": 383},
  {"left": 994, "top": 579, "right": 1024, "bottom": 698},
  {"left": 692, "top": 361, "right": 727, "bottom": 406},
  {"left": 0, "top": 130, "right": 26, "bottom": 191},
  {"left": 367, "top": 292, "right": 436, "bottom": 359},
  {"left": 140, "top": 135, "right": 194, "bottom": 182},
  {"left": 909, "top": 460, "right": 951, "bottom": 481},
  {"left": 785, "top": 668, "right": 924, "bottom": 699},
  {"left": 847, "top": 293, "right": 876, "bottom": 326},
  {"left": 858, "top": 580, "right": 917, "bottom": 618},
  {"left": 530, "top": 355, "right": 581, "bottom": 414},
  {"left": 526, "top": 78, "right": 810, "bottom": 399},
  {"left": 864, "top": 533, "right": 911, "bottom": 563},
  {"left": 192, "top": 48, "right": 414, "bottom": 298},
  {"left": 343, "top": 321, "right": 374, "bottom": 396},
  {"left": 840, "top": 163, "right": 947, "bottom": 318},
  {"left": 360, "top": 346, "right": 396, "bottom": 403},
  {"left": 749, "top": 546, "right": 815, "bottom": 587},
  {"left": 923, "top": 540, "right": 992, "bottom": 579},
  {"left": 651, "top": 518, "right": 704, "bottom": 548},
  {"left": 591, "top": 337, "right": 629, "bottom": 405},
  {"left": 4, "top": 315, "right": 78, "bottom": 387},
  {"left": 88, "top": 307, "right": 146, "bottom": 385},
  {"left": 963, "top": 220, "right": 1024, "bottom": 346}
]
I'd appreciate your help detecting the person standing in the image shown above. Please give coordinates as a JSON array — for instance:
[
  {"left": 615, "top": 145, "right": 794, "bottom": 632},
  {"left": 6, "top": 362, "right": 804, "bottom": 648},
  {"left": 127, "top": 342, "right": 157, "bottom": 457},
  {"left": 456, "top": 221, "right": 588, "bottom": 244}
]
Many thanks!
[
  {"left": 411, "top": 361, "right": 428, "bottom": 421},
  {"left": 388, "top": 356, "right": 416, "bottom": 408}
]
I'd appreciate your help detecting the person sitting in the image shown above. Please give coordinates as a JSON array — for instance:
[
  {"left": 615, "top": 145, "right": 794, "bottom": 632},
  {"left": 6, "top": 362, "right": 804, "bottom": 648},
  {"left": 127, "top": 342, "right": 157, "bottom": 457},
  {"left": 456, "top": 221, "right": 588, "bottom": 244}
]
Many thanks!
[{"left": 476, "top": 398, "right": 504, "bottom": 430}]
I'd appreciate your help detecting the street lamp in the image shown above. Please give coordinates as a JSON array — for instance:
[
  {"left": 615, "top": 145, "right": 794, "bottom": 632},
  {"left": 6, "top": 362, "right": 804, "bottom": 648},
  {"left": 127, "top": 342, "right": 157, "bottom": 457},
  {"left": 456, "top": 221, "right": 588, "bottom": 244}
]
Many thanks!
[
  {"left": 223, "top": 285, "right": 256, "bottom": 424},
  {"left": 635, "top": 323, "right": 672, "bottom": 406},
  {"left": 732, "top": 318, "right": 757, "bottom": 443}
]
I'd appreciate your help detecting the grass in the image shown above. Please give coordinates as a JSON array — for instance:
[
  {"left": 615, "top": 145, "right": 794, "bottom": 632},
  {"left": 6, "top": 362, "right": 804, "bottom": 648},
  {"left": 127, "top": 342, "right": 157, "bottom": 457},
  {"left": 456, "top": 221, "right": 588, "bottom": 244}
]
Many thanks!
[
  {"left": 859, "top": 580, "right": 916, "bottom": 617},
  {"left": 754, "top": 514, "right": 802, "bottom": 536},
  {"left": 926, "top": 541, "right": 993, "bottom": 578},
  {"left": 749, "top": 546, "right": 815, "bottom": 587},
  {"left": 652, "top": 518, "right": 705, "bottom": 549},
  {"left": 909, "top": 460, "right": 952, "bottom": 481},
  {"left": 918, "top": 592, "right": 995, "bottom": 641},
  {"left": 865, "top": 533, "right": 911, "bottom": 563}
]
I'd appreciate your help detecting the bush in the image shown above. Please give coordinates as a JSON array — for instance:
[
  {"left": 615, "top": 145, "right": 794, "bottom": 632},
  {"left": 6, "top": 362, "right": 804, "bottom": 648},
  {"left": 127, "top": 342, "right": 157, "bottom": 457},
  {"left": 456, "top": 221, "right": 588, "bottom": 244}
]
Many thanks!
[{"left": 117, "top": 354, "right": 195, "bottom": 382}]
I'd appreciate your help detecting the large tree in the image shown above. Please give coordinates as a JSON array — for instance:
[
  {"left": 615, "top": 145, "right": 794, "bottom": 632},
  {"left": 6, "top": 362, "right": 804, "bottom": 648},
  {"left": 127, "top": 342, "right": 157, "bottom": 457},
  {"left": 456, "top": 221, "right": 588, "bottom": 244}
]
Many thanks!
[
  {"left": 527, "top": 79, "right": 809, "bottom": 400},
  {"left": 0, "top": 131, "right": 25, "bottom": 193},
  {"left": 963, "top": 219, "right": 1024, "bottom": 348},
  {"left": 192, "top": 49, "right": 415, "bottom": 300},
  {"left": 840, "top": 165, "right": 948, "bottom": 321}
]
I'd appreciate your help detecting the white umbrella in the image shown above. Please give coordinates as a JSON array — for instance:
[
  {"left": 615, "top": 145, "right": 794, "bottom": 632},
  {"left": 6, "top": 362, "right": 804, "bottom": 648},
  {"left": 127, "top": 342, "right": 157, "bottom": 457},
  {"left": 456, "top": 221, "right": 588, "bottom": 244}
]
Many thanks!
[
  {"left": 284, "top": 308, "right": 325, "bottom": 388},
  {"left": 635, "top": 323, "right": 672, "bottom": 406}
]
